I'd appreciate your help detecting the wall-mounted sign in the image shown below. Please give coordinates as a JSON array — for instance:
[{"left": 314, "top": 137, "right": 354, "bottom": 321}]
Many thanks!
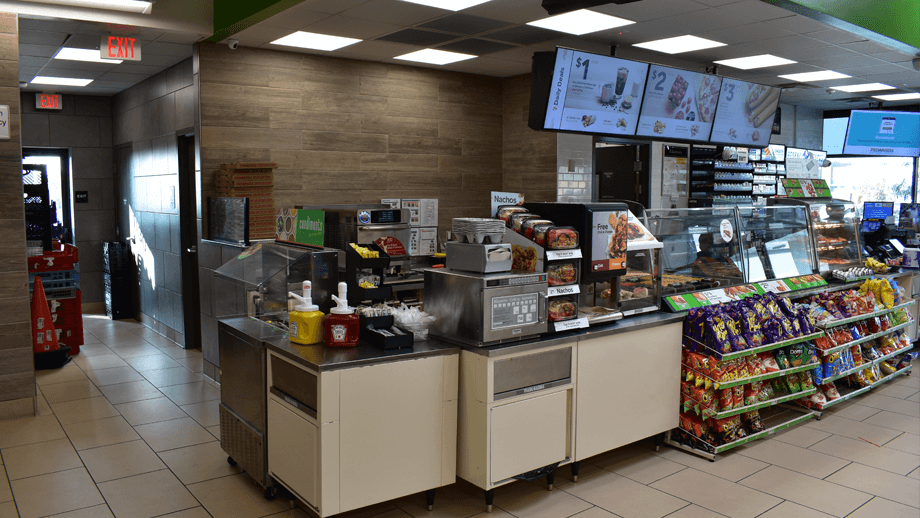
[
  {"left": 75, "top": 191, "right": 88, "bottom": 203},
  {"left": 0, "top": 105, "right": 8, "bottom": 139},
  {"left": 101, "top": 35, "right": 141, "bottom": 61},
  {"left": 35, "top": 93, "right": 62, "bottom": 110}
]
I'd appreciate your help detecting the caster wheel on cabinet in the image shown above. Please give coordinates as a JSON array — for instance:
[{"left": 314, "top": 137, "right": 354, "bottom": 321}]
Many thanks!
[
  {"left": 264, "top": 486, "right": 278, "bottom": 501},
  {"left": 227, "top": 456, "right": 237, "bottom": 467}
]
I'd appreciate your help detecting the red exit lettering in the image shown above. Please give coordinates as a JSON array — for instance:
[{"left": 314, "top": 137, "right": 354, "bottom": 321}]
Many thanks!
[{"left": 107, "top": 36, "right": 136, "bottom": 59}]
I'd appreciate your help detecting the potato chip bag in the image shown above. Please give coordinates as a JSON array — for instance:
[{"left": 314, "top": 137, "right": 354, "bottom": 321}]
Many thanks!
[{"left": 774, "top": 349, "right": 791, "bottom": 370}]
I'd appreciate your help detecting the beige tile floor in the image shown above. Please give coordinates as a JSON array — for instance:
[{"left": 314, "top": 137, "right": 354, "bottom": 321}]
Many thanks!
[{"left": 1, "top": 315, "right": 918, "bottom": 518}]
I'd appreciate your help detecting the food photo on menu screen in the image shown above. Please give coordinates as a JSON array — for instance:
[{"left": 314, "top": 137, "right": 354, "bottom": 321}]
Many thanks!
[
  {"left": 637, "top": 65, "right": 722, "bottom": 140},
  {"left": 543, "top": 48, "right": 649, "bottom": 135},
  {"left": 710, "top": 79, "right": 781, "bottom": 146}
]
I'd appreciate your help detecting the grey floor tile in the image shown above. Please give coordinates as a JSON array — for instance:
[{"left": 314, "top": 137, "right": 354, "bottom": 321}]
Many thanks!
[
  {"left": 825, "top": 462, "right": 920, "bottom": 508},
  {"left": 79, "top": 440, "right": 167, "bottom": 483},
  {"left": 737, "top": 439, "right": 850, "bottom": 479},
  {"left": 97, "top": 380, "right": 164, "bottom": 405},
  {"left": 739, "top": 466, "right": 872, "bottom": 517},
  {"left": 769, "top": 425, "right": 832, "bottom": 449},
  {"left": 808, "top": 434, "right": 920, "bottom": 476},
  {"left": 848, "top": 496, "right": 920, "bottom": 518},
  {"left": 804, "top": 415, "right": 904, "bottom": 445},
  {"left": 884, "top": 432, "right": 920, "bottom": 455},
  {"left": 650, "top": 468, "right": 779, "bottom": 518},
  {"left": 97, "top": 469, "right": 199, "bottom": 518},
  {"left": 755, "top": 501, "right": 833, "bottom": 518},
  {"left": 653, "top": 447, "right": 769, "bottom": 482},
  {"left": 114, "top": 397, "right": 187, "bottom": 426},
  {"left": 862, "top": 411, "right": 920, "bottom": 436},
  {"left": 563, "top": 467, "right": 688, "bottom": 518}
]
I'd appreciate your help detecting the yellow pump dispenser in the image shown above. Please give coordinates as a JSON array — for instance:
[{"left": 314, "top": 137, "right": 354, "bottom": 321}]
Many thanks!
[{"left": 288, "top": 281, "right": 325, "bottom": 345}]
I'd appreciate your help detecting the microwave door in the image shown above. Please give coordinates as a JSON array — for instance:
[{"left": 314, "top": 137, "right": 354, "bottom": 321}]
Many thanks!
[{"left": 482, "top": 285, "right": 546, "bottom": 343}]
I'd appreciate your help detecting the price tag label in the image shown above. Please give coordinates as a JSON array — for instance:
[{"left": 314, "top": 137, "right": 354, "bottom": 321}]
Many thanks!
[
  {"left": 554, "top": 318, "right": 589, "bottom": 332},
  {"left": 547, "top": 285, "right": 580, "bottom": 297},
  {"left": 546, "top": 249, "right": 582, "bottom": 260}
]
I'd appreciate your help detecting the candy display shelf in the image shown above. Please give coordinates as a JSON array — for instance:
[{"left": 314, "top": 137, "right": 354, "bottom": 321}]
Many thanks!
[{"left": 665, "top": 406, "right": 816, "bottom": 460}]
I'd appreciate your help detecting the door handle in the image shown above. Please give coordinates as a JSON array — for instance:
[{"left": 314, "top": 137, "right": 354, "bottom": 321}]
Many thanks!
[{"left": 187, "top": 246, "right": 197, "bottom": 253}]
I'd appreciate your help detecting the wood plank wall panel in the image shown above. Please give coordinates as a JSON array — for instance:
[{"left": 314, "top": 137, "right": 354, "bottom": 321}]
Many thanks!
[
  {"left": 198, "top": 43, "right": 515, "bottom": 231},
  {"left": 0, "top": 13, "right": 34, "bottom": 412},
  {"left": 501, "top": 75, "right": 557, "bottom": 203}
]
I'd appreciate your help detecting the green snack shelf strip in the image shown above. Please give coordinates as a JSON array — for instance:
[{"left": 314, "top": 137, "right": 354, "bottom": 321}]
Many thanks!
[
  {"left": 871, "top": 365, "right": 914, "bottom": 389},
  {"left": 820, "top": 364, "right": 870, "bottom": 384},
  {"left": 720, "top": 362, "right": 821, "bottom": 389},
  {"left": 682, "top": 331, "right": 824, "bottom": 361},
  {"left": 713, "top": 388, "right": 816, "bottom": 419},
  {"left": 817, "top": 321, "right": 913, "bottom": 357},
  {"left": 715, "top": 412, "right": 815, "bottom": 454},
  {"left": 818, "top": 300, "right": 916, "bottom": 329},
  {"left": 820, "top": 386, "right": 871, "bottom": 409}
]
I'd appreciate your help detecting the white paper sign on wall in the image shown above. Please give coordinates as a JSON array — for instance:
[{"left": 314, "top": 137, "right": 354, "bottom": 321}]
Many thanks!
[{"left": 0, "top": 105, "right": 9, "bottom": 139}]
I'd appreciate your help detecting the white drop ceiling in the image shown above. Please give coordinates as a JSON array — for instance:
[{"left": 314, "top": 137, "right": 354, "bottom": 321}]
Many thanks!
[{"left": 15, "top": 0, "right": 920, "bottom": 111}]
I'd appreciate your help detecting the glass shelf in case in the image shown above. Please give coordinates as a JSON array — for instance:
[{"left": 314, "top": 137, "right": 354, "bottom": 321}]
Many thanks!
[
  {"left": 768, "top": 198, "right": 863, "bottom": 273},
  {"left": 737, "top": 206, "right": 817, "bottom": 282}
]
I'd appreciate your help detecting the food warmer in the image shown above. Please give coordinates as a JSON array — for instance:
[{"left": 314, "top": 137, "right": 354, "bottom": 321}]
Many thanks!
[
  {"left": 645, "top": 207, "right": 746, "bottom": 297},
  {"left": 768, "top": 198, "right": 863, "bottom": 274},
  {"left": 737, "top": 205, "right": 818, "bottom": 282}
]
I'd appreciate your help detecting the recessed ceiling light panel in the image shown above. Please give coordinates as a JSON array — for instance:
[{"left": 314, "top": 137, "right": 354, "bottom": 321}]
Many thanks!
[
  {"left": 31, "top": 76, "right": 93, "bottom": 87},
  {"left": 394, "top": 49, "right": 476, "bottom": 65},
  {"left": 270, "top": 31, "right": 361, "bottom": 51},
  {"left": 399, "top": 0, "right": 492, "bottom": 10},
  {"left": 633, "top": 35, "right": 725, "bottom": 54},
  {"left": 55, "top": 47, "right": 122, "bottom": 64},
  {"left": 829, "top": 83, "right": 895, "bottom": 93},
  {"left": 714, "top": 54, "right": 796, "bottom": 70},
  {"left": 778, "top": 70, "right": 850, "bottom": 82},
  {"left": 873, "top": 92, "right": 920, "bottom": 101},
  {"left": 24, "top": 0, "right": 152, "bottom": 14},
  {"left": 527, "top": 9, "right": 634, "bottom": 36}
]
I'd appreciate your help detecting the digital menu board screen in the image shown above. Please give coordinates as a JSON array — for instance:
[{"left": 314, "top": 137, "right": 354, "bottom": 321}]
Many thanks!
[
  {"left": 543, "top": 48, "right": 649, "bottom": 136},
  {"left": 636, "top": 65, "right": 722, "bottom": 141},
  {"left": 710, "top": 79, "right": 781, "bottom": 147},
  {"left": 843, "top": 110, "right": 920, "bottom": 157}
]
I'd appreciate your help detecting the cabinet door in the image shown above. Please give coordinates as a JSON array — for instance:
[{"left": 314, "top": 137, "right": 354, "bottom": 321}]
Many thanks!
[
  {"left": 490, "top": 390, "right": 568, "bottom": 483},
  {"left": 268, "top": 399, "right": 317, "bottom": 506}
]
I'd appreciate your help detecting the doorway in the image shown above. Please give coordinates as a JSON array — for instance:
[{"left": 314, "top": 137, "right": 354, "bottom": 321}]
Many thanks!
[
  {"left": 22, "top": 148, "right": 72, "bottom": 244},
  {"left": 594, "top": 142, "right": 651, "bottom": 208},
  {"left": 178, "top": 132, "right": 200, "bottom": 350}
]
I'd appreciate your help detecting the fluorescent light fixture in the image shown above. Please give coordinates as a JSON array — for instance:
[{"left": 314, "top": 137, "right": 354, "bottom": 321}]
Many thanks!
[
  {"left": 633, "top": 35, "right": 725, "bottom": 54},
  {"left": 778, "top": 70, "right": 850, "bottom": 82},
  {"left": 873, "top": 92, "right": 920, "bottom": 101},
  {"left": 31, "top": 76, "right": 93, "bottom": 87},
  {"left": 714, "top": 54, "right": 796, "bottom": 70},
  {"left": 399, "top": 0, "right": 492, "bottom": 10},
  {"left": 270, "top": 31, "right": 361, "bottom": 51},
  {"left": 394, "top": 49, "right": 475, "bottom": 65},
  {"left": 828, "top": 83, "right": 895, "bottom": 93},
  {"left": 23, "top": 0, "right": 152, "bottom": 14},
  {"left": 54, "top": 47, "right": 122, "bottom": 64},
  {"left": 527, "top": 9, "right": 634, "bottom": 36}
]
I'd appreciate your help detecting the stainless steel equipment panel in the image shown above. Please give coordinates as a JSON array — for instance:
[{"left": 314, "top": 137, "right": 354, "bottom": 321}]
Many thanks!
[
  {"left": 493, "top": 348, "right": 572, "bottom": 400},
  {"left": 219, "top": 324, "right": 265, "bottom": 433}
]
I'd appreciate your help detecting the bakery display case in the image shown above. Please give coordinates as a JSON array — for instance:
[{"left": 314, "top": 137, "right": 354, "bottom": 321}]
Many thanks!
[
  {"left": 645, "top": 207, "right": 746, "bottom": 296},
  {"left": 769, "top": 198, "right": 863, "bottom": 273},
  {"left": 737, "top": 206, "right": 818, "bottom": 282}
]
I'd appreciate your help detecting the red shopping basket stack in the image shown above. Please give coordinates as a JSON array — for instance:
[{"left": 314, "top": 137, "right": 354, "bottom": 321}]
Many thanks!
[{"left": 28, "top": 244, "right": 83, "bottom": 355}]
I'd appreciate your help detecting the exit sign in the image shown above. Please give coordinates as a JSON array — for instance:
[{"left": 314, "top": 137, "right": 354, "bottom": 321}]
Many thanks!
[
  {"left": 100, "top": 35, "right": 142, "bottom": 61},
  {"left": 36, "top": 93, "right": 62, "bottom": 110}
]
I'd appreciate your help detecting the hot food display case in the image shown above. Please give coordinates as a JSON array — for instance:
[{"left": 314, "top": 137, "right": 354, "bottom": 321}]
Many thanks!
[
  {"left": 737, "top": 205, "right": 818, "bottom": 282},
  {"left": 768, "top": 198, "right": 863, "bottom": 273},
  {"left": 645, "top": 207, "right": 746, "bottom": 297}
]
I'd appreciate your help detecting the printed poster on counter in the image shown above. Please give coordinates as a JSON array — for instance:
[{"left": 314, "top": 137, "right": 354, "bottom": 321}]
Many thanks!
[
  {"left": 785, "top": 148, "right": 826, "bottom": 179},
  {"left": 544, "top": 48, "right": 649, "bottom": 135},
  {"left": 491, "top": 191, "right": 523, "bottom": 218},
  {"left": 637, "top": 65, "right": 722, "bottom": 141},
  {"left": 591, "top": 210, "right": 626, "bottom": 273},
  {"left": 710, "top": 79, "right": 781, "bottom": 147},
  {"left": 781, "top": 178, "right": 831, "bottom": 198}
]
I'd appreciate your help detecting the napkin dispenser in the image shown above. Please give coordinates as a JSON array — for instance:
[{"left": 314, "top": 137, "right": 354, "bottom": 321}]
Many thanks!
[{"left": 446, "top": 242, "right": 512, "bottom": 273}]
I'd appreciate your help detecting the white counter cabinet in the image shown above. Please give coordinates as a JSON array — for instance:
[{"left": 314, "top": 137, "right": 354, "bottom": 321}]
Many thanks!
[{"left": 266, "top": 350, "right": 459, "bottom": 517}]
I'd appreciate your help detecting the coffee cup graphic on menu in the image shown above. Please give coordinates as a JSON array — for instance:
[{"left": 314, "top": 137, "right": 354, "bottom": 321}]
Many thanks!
[
  {"left": 601, "top": 83, "right": 615, "bottom": 103},
  {"left": 615, "top": 68, "right": 629, "bottom": 96}
]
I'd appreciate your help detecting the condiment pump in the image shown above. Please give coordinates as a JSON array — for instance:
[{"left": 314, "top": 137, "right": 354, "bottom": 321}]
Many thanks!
[
  {"left": 288, "top": 281, "right": 324, "bottom": 345},
  {"left": 324, "top": 282, "right": 359, "bottom": 347}
]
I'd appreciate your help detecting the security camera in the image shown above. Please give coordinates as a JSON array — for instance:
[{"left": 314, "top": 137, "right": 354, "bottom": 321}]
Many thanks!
[
  {"left": 227, "top": 39, "right": 239, "bottom": 50},
  {"left": 821, "top": 159, "right": 832, "bottom": 167}
]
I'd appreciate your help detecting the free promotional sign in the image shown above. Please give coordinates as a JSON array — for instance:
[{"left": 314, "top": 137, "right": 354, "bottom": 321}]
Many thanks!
[
  {"left": 637, "top": 65, "right": 722, "bottom": 141},
  {"left": 843, "top": 110, "right": 920, "bottom": 157},
  {"left": 101, "top": 35, "right": 141, "bottom": 61}
]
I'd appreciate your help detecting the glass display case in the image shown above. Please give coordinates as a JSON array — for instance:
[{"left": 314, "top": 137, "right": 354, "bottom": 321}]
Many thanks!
[
  {"left": 737, "top": 206, "right": 818, "bottom": 282},
  {"left": 645, "top": 207, "right": 746, "bottom": 297},
  {"left": 769, "top": 198, "right": 863, "bottom": 273},
  {"left": 213, "top": 242, "right": 339, "bottom": 332}
]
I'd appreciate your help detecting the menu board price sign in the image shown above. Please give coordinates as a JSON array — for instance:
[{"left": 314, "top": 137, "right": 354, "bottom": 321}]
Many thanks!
[
  {"left": 664, "top": 275, "right": 828, "bottom": 311},
  {"left": 710, "top": 79, "right": 781, "bottom": 147},
  {"left": 637, "top": 65, "right": 722, "bottom": 141}
]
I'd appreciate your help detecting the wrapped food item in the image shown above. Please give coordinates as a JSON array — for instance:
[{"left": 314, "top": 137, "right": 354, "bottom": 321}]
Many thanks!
[
  {"left": 547, "top": 262, "right": 578, "bottom": 286},
  {"left": 823, "top": 352, "right": 843, "bottom": 378},
  {"left": 774, "top": 349, "right": 791, "bottom": 370},
  {"left": 744, "top": 382, "right": 761, "bottom": 406},
  {"left": 763, "top": 318, "right": 785, "bottom": 344},
  {"left": 547, "top": 227, "right": 579, "bottom": 250},
  {"left": 849, "top": 325, "right": 862, "bottom": 341},
  {"left": 509, "top": 213, "right": 538, "bottom": 233},
  {"left": 801, "top": 391, "right": 827, "bottom": 409},
  {"left": 787, "top": 344, "right": 806, "bottom": 367},
  {"left": 496, "top": 205, "right": 528, "bottom": 222},
  {"left": 532, "top": 224, "right": 555, "bottom": 247},
  {"left": 723, "top": 313, "right": 749, "bottom": 352},
  {"left": 742, "top": 410, "right": 766, "bottom": 433},
  {"left": 779, "top": 317, "right": 797, "bottom": 339},
  {"left": 706, "top": 313, "right": 733, "bottom": 354},
  {"left": 548, "top": 297, "right": 577, "bottom": 322},
  {"left": 759, "top": 352, "right": 780, "bottom": 372},
  {"left": 521, "top": 218, "right": 553, "bottom": 239},
  {"left": 800, "top": 371, "right": 815, "bottom": 390},
  {"left": 879, "top": 314, "right": 891, "bottom": 331},
  {"left": 878, "top": 361, "right": 897, "bottom": 376},
  {"left": 815, "top": 334, "right": 836, "bottom": 351},
  {"left": 822, "top": 383, "right": 841, "bottom": 401},
  {"left": 785, "top": 372, "right": 802, "bottom": 393},
  {"left": 741, "top": 311, "right": 766, "bottom": 348},
  {"left": 732, "top": 385, "right": 745, "bottom": 408},
  {"left": 718, "top": 388, "right": 734, "bottom": 411},
  {"left": 747, "top": 355, "right": 765, "bottom": 375},
  {"left": 777, "top": 296, "right": 798, "bottom": 318},
  {"left": 758, "top": 382, "right": 776, "bottom": 401}
]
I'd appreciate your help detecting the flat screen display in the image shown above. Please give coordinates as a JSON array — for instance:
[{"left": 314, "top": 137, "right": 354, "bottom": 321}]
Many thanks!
[
  {"left": 843, "top": 110, "right": 920, "bottom": 157},
  {"left": 542, "top": 48, "right": 649, "bottom": 135},
  {"left": 863, "top": 202, "right": 894, "bottom": 219},
  {"left": 823, "top": 117, "right": 848, "bottom": 154},
  {"left": 636, "top": 64, "right": 722, "bottom": 141},
  {"left": 710, "top": 79, "right": 781, "bottom": 147}
]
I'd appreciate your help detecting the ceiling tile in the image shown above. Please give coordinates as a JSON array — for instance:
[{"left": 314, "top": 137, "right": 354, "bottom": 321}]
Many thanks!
[
  {"left": 872, "top": 51, "right": 917, "bottom": 64},
  {"left": 693, "top": 0, "right": 745, "bottom": 6},
  {"left": 154, "top": 33, "right": 204, "bottom": 45},
  {"left": 805, "top": 55, "right": 886, "bottom": 70},
  {"left": 142, "top": 41, "right": 194, "bottom": 57},
  {"left": 591, "top": 0, "right": 703, "bottom": 22},
  {"left": 301, "top": 15, "right": 401, "bottom": 39},
  {"left": 486, "top": 25, "right": 560, "bottom": 45},
  {"left": 63, "top": 33, "right": 103, "bottom": 50},
  {"left": 844, "top": 65, "right": 918, "bottom": 78},
  {"left": 19, "top": 44, "right": 58, "bottom": 58},
  {"left": 43, "top": 59, "right": 117, "bottom": 72},
  {"left": 764, "top": 14, "right": 831, "bottom": 34},
  {"left": 448, "top": 56, "right": 531, "bottom": 77},
  {"left": 839, "top": 40, "right": 896, "bottom": 55},
  {"left": 332, "top": 39, "right": 419, "bottom": 59},
  {"left": 19, "top": 55, "right": 48, "bottom": 67},
  {"left": 488, "top": 42, "right": 558, "bottom": 64},
  {"left": 234, "top": 24, "right": 294, "bottom": 47},
  {"left": 301, "top": 0, "right": 374, "bottom": 15},
  {"left": 462, "top": 0, "right": 551, "bottom": 24},
  {"left": 698, "top": 22, "right": 795, "bottom": 45},
  {"left": 19, "top": 17, "right": 80, "bottom": 33},
  {"left": 807, "top": 29, "right": 868, "bottom": 45},
  {"left": 377, "top": 28, "right": 458, "bottom": 46},
  {"left": 260, "top": 3, "right": 331, "bottom": 30},
  {"left": 340, "top": 0, "right": 445, "bottom": 26},
  {"left": 31, "top": 67, "right": 107, "bottom": 80},
  {"left": 19, "top": 30, "right": 68, "bottom": 47},
  {"left": 624, "top": 8, "right": 739, "bottom": 41},
  {"left": 19, "top": 66, "right": 41, "bottom": 80},
  {"left": 438, "top": 38, "right": 515, "bottom": 55},
  {"left": 716, "top": 0, "right": 797, "bottom": 22},
  {"left": 116, "top": 63, "right": 168, "bottom": 75},
  {"left": 420, "top": 13, "right": 512, "bottom": 35}
]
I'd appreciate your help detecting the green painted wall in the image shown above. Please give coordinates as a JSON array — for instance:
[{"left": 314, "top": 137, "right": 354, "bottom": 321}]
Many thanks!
[{"left": 210, "top": 0, "right": 305, "bottom": 41}]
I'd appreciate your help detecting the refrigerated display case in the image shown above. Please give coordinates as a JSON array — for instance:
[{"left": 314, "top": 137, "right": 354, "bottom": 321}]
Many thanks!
[
  {"left": 737, "top": 206, "right": 818, "bottom": 282},
  {"left": 768, "top": 198, "right": 862, "bottom": 273},
  {"left": 645, "top": 207, "right": 745, "bottom": 297}
]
